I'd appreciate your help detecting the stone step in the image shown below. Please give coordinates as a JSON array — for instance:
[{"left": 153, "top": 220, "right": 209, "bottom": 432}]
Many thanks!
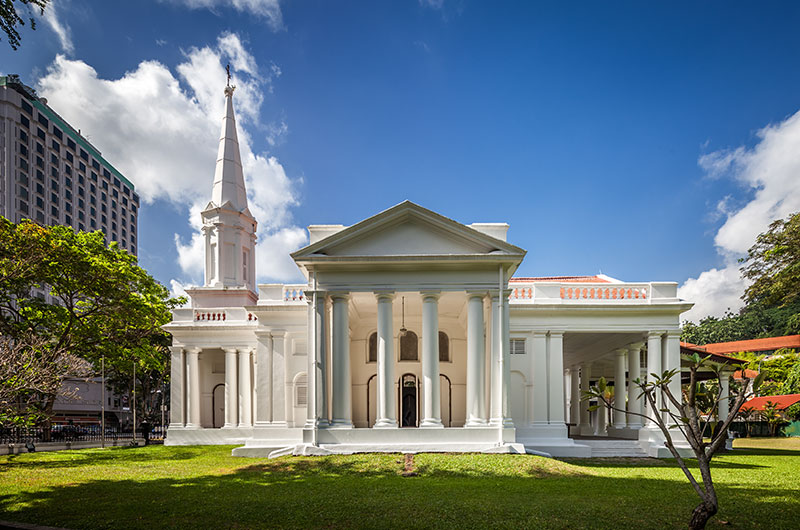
[{"left": 578, "top": 439, "right": 649, "bottom": 457}]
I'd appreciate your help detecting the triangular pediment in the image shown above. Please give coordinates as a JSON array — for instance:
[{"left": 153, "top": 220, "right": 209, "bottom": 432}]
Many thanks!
[{"left": 292, "top": 201, "right": 525, "bottom": 260}]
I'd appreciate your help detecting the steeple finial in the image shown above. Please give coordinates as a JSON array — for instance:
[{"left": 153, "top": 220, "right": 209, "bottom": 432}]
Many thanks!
[{"left": 224, "top": 64, "right": 235, "bottom": 97}]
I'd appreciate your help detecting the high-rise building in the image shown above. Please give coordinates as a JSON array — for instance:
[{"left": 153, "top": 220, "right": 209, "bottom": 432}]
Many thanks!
[{"left": 0, "top": 74, "right": 139, "bottom": 255}]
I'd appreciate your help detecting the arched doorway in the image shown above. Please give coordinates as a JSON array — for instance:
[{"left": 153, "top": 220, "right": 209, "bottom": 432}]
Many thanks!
[
  {"left": 211, "top": 383, "right": 225, "bottom": 428},
  {"left": 398, "top": 373, "right": 418, "bottom": 427}
]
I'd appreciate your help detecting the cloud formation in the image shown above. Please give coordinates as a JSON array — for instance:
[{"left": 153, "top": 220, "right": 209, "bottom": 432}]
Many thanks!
[
  {"left": 679, "top": 109, "right": 800, "bottom": 322},
  {"left": 41, "top": 0, "right": 74, "bottom": 55},
  {"left": 36, "top": 32, "right": 307, "bottom": 287},
  {"left": 164, "top": 0, "right": 284, "bottom": 31}
]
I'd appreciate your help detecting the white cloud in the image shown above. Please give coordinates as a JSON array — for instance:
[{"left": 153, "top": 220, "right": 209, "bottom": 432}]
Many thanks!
[
  {"left": 41, "top": 0, "right": 74, "bottom": 55},
  {"left": 165, "top": 0, "right": 284, "bottom": 31},
  {"left": 679, "top": 109, "right": 800, "bottom": 322},
  {"left": 36, "top": 32, "right": 307, "bottom": 289},
  {"left": 169, "top": 279, "right": 191, "bottom": 307}
]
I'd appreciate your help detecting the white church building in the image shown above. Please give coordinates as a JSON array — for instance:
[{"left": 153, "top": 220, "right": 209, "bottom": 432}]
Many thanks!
[{"left": 164, "top": 84, "right": 695, "bottom": 458}]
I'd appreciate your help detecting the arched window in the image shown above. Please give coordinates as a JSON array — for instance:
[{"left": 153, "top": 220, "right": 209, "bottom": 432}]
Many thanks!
[
  {"left": 294, "top": 373, "right": 308, "bottom": 407},
  {"left": 399, "top": 331, "right": 418, "bottom": 361},
  {"left": 368, "top": 332, "right": 377, "bottom": 363},
  {"left": 439, "top": 331, "right": 450, "bottom": 362}
]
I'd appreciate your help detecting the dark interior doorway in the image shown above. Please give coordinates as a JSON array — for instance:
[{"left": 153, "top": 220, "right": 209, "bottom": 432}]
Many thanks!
[{"left": 400, "top": 374, "right": 418, "bottom": 427}]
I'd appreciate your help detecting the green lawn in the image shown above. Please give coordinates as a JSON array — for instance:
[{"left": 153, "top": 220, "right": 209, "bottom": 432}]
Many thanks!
[{"left": 0, "top": 440, "right": 798, "bottom": 529}]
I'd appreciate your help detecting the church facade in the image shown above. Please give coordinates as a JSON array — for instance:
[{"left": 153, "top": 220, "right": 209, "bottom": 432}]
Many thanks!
[{"left": 164, "top": 85, "right": 693, "bottom": 458}]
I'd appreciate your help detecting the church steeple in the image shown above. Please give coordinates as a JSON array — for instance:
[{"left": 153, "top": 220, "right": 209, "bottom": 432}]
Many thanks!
[
  {"left": 188, "top": 75, "right": 258, "bottom": 308},
  {"left": 210, "top": 82, "right": 249, "bottom": 212}
]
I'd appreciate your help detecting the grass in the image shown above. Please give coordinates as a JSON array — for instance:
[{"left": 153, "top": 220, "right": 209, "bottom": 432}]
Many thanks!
[{"left": 0, "top": 439, "right": 797, "bottom": 529}]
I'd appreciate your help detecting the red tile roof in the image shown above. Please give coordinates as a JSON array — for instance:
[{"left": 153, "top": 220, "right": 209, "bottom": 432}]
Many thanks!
[
  {"left": 510, "top": 275, "right": 611, "bottom": 283},
  {"left": 680, "top": 342, "right": 747, "bottom": 364},
  {"left": 700, "top": 335, "right": 800, "bottom": 355},
  {"left": 742, "top": 394, "right": 800, "bottom": 412},
  {"left": 733, "top": 369, "right": 760, "bottom": 380}
]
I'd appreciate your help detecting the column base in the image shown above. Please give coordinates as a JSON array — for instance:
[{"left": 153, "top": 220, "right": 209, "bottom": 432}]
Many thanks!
[
  {"left": 184, "top": 423, "right": 200, "bottom": 430},
  {"left": 420, "top": 419, "right": 444, "bottom": 428},
  {"left": 221, "top": 423, "right": 238, "bottom": 429},
  {"left": 327, "top": 420, "right": 354, "bottom": 429},
  {"left": 465, "top": 418, "right": 489, "bottom": 427},
  {"left": 373, "top": 419, "right": 398, "bottom": 429},
  {"left": 167, "top": 423, "right": 185, "bottom": 430},
  {"left": 238, "top": 423, "right": 253, "bottom": 429}
]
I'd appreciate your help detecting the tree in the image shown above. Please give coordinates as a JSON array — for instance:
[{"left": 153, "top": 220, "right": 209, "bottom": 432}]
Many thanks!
[
  {"left": 0, "top": 0, "right": 48, "bottom": 50},
  {"left": 741, "top": 211, "right": 800, "bottom": 308},
  {"left": 737, "top": 405, "right": 755, "bottom": 437},
  {"left": 0, "top": 334, "right": 90, "bottom": 426},
  {"left": 584, "top": 354, "right": 763, "bottom": 529},
  {"left": 761, "top": 401, "right": 783, "bottom": 437},
  {"left": 0, "top": 218, "right": 184, "bottom": 426}
]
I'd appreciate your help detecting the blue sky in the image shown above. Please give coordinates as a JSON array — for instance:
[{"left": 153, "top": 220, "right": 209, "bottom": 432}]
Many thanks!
[{"left": 4, "top": 0, "right": 800, "bottom": 321}]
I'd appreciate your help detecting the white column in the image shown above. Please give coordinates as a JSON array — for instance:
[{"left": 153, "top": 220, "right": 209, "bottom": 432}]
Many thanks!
[
  {"left": 271, "top": 331, "right": 287, "bottom": 426},
  {"left": 627, "top": 343, "right": 643, "bottom": 428},
  {"left": 420, "top": 291, "right": 443, "bottom": 428},
  {"left": 718, "top": 371, "right": 731, "bottom": 420},
  {"left": 223, "top": 347, "right": 239, "bottom": 428},
  {"left": 530, "top": 331, "right": 548, "bottom": 425},
  {"left": 663, "top": 331, "right": 682, "bottom": 425},
  {"left": 548, "top": 332, "right": 566, "bottom": 425},
  {"left": 502, "top": 292, "right": 512, "bottom": 426},
  {"left": 331, "top": 293, "right": 353, "bottom": 428},
  {"left": 613, "top": 348, "right": 627, "bottom": 429},
  {"left": 646, "top": 331, "right": 663, "bottom": 427},
  {"left": 374, "top": 292, "right": 397, "bottom": 428},
  {"left": 186, "top": 347, "right": 201, "bottom": 429},
  {"left": 305, "top": 291, "right": 320, "bottom": 429},
  {"left": 168, "top": 346, "right": 185, "bottom": 428},
  {"left": 465, "top": 292, "right": 487, "bottom": 426},
  {"left": 579, "top": 362, "right": 592, "bottom": 434},
  {"left": 569, "top": 366, "right": 580, "bottom": 428},
  {"left": 594, "top": 394, "right": 607, "bottom": 436},
  {"left": 254, "top": 332, "right": 273, "bottom": 427},
  {"left": 238, "top": 348, "right": 253, "bottom": 428},
  {"left": 316, "top": 293, "right": 329, "bottom": 427},
  {"left": 489, "top": 293, "right": 503, "bottom": 425}
]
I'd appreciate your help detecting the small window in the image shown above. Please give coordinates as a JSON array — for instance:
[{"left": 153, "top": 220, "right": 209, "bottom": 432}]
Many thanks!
[
  {"left": 80, "top": 149, "right": 88, "bottom": 161},
  {"left": 21, "top": 99, "right": 33, "bottom": 114},
  {"left": 37, "top": 113, "right": 49, "bottom": 128},
  {"left": 37, "top": 127, "right": 46, "bottom": 140},
  {"left": 399, "top": 331, "right": 418, "bottom": 361},
  {"left": 510, "top": 339, "right": 526, "bottom": 355},
  {"left": 295, "top": 374, "right": 308, "bottom": 406},
  {"left": 439, "top": 331, "right": 450, "bottom": 362},
  {"left": 67, "top": 138, "right": 76, "bottom": 150},
  {"left": 52, "top": 127, "right": 63, "bottom": 140},
  {"left": 368, "top": 332, "right": 377, "bottom": 363},
  {"left": 20, "top": 115, "right": 29, "bottom": 128}
]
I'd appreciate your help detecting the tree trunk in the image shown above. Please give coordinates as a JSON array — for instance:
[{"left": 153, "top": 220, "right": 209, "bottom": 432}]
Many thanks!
[{"left": 689, "top": 500, "right": 718, "bottom": 530}]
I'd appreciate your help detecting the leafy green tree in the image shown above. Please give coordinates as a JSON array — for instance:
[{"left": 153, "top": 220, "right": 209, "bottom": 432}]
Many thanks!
[
  {"left": 0, "top": 0, "right": 47, "bottom": 50},
  {"left": 786, "top": 403, "right": 800, "bottom": 422},
  {"left": 737, "top": 405, "right": 755, "bottom": 437},
  {"left": 761, "top": 401, "right": 784, "bottom": 437},
  {"left": 0, "top": 218, "right": 183, "bottom": 425},
  {"left": 584, "top": 354, "right": 763, "bottom": 529},
  {"left": 742, "top": 211, "right": 800, "bottom": 308}
]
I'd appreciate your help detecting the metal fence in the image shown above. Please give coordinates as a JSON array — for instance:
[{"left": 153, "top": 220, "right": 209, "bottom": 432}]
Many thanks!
[{"left": 0, "top": 425, "right": 166, "bottom": 444}]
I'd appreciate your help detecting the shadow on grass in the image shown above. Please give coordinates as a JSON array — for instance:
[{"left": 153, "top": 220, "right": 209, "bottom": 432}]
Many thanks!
[
  {"left": 1, "top": 453, "right": 798, "bottom": 529},
  {"left": 0, "top": 445, "right": 209, "bottom": 472},
  {"left": 560, "top": 456, "right": 769, "bottom": 470}
]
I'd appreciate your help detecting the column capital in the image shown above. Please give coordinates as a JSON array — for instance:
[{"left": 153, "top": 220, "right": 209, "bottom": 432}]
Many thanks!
[
  {"left": 548, "top": 330, "right": 565, "bottom": 339},
  {"left": 170, "top": 346, "right": 184, "bottom": 355},
  {"left": 665, "top": 329, "right": 682, "bottom": 338},
  {"left": 254, "top": 330, "right": 273, "bottom": 339},
  {"left": 530, "top": 330, "right": 548, "bottom": 338},
  {"left": 615, "top": 347, "right": 628, "bottom": 357},
  {"left": 304, "top": 289, "right": 326, "bottom": 299},
  {"left": 465, "top": 290, "right": 488, "bottom": 300},
  {"left": 647, "top": 330, "right": 666, "bottom": 339},
  {"left": 187, "top": 346, "right": 202, "bottom": 355},
  {"left": 329, "top": 291, "right": 351, "bottom": 301},
  {"left": 374, "top": 290, "right": 396, "bottom": 301},
  {"left": 420, "top": 290, "right": 441, "bottom": 301},
  {"left": 223, "top": 346, "right": 239, "bottom": 354},
  {"left": 627, "top": 342, "right": 645, "bottom": 351}
]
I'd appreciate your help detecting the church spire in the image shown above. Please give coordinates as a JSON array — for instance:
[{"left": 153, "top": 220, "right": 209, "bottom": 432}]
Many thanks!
[{"left": 210, "top": 70, "right": 248, "bottom": 212}]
